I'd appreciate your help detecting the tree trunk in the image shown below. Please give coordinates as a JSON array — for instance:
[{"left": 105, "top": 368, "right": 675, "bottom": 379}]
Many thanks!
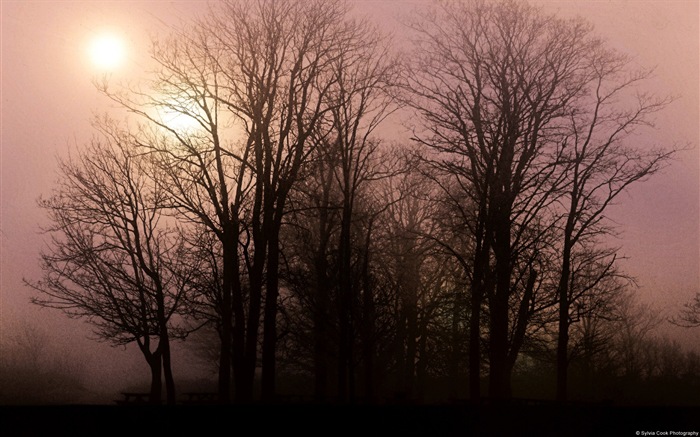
[
  {"left": 450, "top": 292, "right": 461, "bottom": 399},
  {"left": 312, "top": 162, "right": 333, "bottom": 402},
  {"left": 404, "top": 280, "right": 418, "bottom": 398},
  {"left": 155, "top": 281, "right": 176, "bottom": 405},
  {"left": 469, "top": 282, "right": 482, "bottom": 401},
  {"left": 240, "top": 213, "right": 268, "bottom": 403},
  {"left": 489, "top": 211, "right": 512, "bottom": 398},
  {"left": 361, "top": 223, "right": 375, "bottom": 402},
  {"left": 241, "top": 276, "right": 262, "bottom": 403},
  {"left": 148, "top": 352, "right": 163, "bottom": 405},
  {"left": 337, "top": 201, "right": 353, "bottom": 402},
  {"left": 314, "top": 255, "right": 330, "bottom": 401},
  {"left": 416, "top": 304, "right": 429, "bottom": 402},
  {"left": 469, "top": 204, "right": 489, "bottom": 401},
  {"left": 220, "top": 233, "right": 236, "bottom": 404},
  {"left": 488, "top": 176, "right": 513, "bottom": 400},
  {"left": 488, "top": 293, "right": 510, "bottom": 399},
  {"left": 556, "top": 244, "right": 572, "bottom": 402},
  {"left": 395, "top": 301, "right": 407, "bottom": 397},
  {"left": 262, "top": 229, "right": 281, "bottom": 402},
  {"left": 557, "top": 193, "right": 577, "bottom": 402},
  {"left": 160, "top": 327, "right": 176, "bottom": 405},
  {"left": 505, "top": 268, "right": 538, "bottom": 398},
  {"left": 158, "top": 306, "right": 175, "bottom": 405}
]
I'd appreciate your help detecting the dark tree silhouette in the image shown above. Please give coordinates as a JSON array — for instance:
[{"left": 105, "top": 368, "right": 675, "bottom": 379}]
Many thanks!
[
  {"left": 98, "top": 0, "right": 394, "bottom": 403},
  {"left": 405, "top": 0, "right": 675, "bottom": 399},
  {"left": 670, "top": 293, "right": 700, "bottom": 328},
  {"left": 320, "top": 23, "right": 399, "bottom": 401},
  {"left": 27, "top": 119, "right": 192, "bottom": 404},
  {"left": 552, "top": 45, "right": 674, "bottom": 401},
  {"left": 407, "top": 0, "right": 574, "bottom": 399}
]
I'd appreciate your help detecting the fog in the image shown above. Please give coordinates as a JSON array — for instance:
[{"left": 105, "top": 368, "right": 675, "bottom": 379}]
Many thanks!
[{"left": 1, "top": 0, "right": 697, "bottom": 405}]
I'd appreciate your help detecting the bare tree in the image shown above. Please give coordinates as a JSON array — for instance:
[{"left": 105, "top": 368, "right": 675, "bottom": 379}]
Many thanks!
[
  {"left": 549, "top": 246, "right": 630, "bottom": 397},
  {"left": 321, "top": 21, "right": 399, "bottom": 401},
  {"left": 99, "top": 0, "right": 391, "bottom": 402},
  {"left": 380, "top": 171, "right": 440, "bottom": 399},
  {"left": 612, "top": 292, "right": 664, "bottom": 380},
  {"left": 27, "top": 119, "right": 192, "bottom": 404},
  {"left": 406, "top": 0, "right": 675, "bottom": 400},
  {"left": 670, "top": 293, "right": 700, "bottom": 328},
  {"left": 406, "top": 0, "right": 593, "bottom": 398},
  {"left": 553, "top": 43, "right": 674, "bottom": 400},
  {"left": 283, "top": 144, "right": 342, "bottom": 401}
]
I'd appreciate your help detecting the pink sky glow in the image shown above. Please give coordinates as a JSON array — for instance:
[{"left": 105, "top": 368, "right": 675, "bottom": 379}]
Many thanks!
[{"left": 1, "top": 0, "right": 698, "bottom": 389}]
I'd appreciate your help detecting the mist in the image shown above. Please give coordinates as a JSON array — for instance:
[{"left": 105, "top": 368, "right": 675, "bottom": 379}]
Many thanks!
[{"left": 1, "top": 0, "right": 698, "bottom": 434}]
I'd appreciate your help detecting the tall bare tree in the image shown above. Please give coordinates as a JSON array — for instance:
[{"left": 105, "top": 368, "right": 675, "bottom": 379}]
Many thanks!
[
  {"left": 552, "top": 42, "right": 674, "bottom": 400},
  {"left": 404, "top": 0, "right": 674, "bottom": 399},
  {"left": 100, "top": 0, "right": 393, "bottom": 402},
  {"left": 321, "top": 20, "right": 399, "bottom": 401},
  {"left": 28, "top": 119, "right": 191, "bottom": 404}
]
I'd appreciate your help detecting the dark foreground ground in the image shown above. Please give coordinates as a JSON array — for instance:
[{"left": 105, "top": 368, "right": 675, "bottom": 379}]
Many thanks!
[{"left": 2, "top": 403, "right": 700, "bottom": 436}]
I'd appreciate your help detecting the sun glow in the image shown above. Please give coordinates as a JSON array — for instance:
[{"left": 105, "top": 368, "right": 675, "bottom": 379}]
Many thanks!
[
  {"left": 89, "top": 33, "right": 125, "bottom": 70},
  {"left": 162, "top": 109, "right": 203, "bottom": 132}
]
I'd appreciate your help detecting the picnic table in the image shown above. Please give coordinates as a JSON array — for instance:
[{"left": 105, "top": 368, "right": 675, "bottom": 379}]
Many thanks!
[
  {"left": 182, "top": 392, "right": 218, "bottom": 404},
  {"left": 115, "top": 392, "right": 151, "bottom": 405}
]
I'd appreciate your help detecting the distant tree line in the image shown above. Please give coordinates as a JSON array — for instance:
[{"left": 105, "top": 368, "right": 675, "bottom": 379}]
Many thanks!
[
  {"left": 0, "top": 322, "right": 86, "bottom": 404},
  {"left": 27, "top": 0, "right": 691, "bottom": 405}
]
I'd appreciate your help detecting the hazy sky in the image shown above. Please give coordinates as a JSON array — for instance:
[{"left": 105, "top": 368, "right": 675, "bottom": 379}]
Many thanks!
[{"left": 1, "top": 0, "right": 698, "bottom": 390}]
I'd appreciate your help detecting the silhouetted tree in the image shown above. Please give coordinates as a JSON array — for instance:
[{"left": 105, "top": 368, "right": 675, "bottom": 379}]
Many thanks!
[
  {"left": 552, "top": 44, "right": 674, "bottom": 400},
  {"left": 549, "top": 249, "right": 630, "bottom": 398},
  {"left": 99, "top": 0, "right": 397, "bottom": 403},
  {"left": 379, "top": 172, "right": 440, "bottom": 399},
  {"left": 282, "top": 144, "right": 342, "bottom": 400},
  {"left": 28, "top": 119, "right": 192, "bottom": 404},
  {"left": 98, "top": 18, "right": 247, "bottom": 401},
  {"left": 670, "top": 293, "right": 700, "bottom": 328},
  {"left": 406, "top": 0, "right": 581, "bottom": 398},
  {"left": 613, "top": 293, "right": 664, "bottom": 380},
  {"left": 405, "top": 0, "right": 675, "bottom": 399},
  {"left": 321, "top": 25, "right": 399, "bottom": 401}
]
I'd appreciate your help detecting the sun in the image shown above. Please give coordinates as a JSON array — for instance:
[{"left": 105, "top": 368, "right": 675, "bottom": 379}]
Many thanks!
[{"left": 89, "top": 33, "right": 125, "bottom": 70}]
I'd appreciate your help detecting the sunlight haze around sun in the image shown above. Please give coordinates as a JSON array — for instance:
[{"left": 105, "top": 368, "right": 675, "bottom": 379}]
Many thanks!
[{"left": 88, "top": 32, "right": 126, "bottom": 70}]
